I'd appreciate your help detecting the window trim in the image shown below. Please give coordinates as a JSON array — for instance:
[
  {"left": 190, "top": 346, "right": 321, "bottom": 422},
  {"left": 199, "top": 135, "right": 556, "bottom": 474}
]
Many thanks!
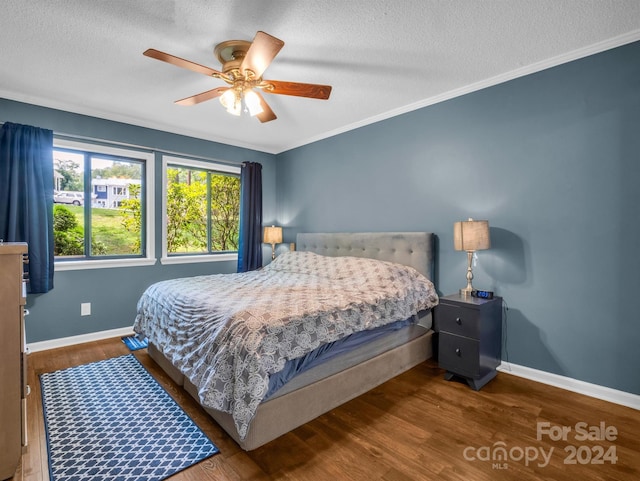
[
  {"left": 160, "top": 155, "right": 240, "bottom": 265},
  {"left": 53, "top": 138, "right": 156, "bottom": 271}
]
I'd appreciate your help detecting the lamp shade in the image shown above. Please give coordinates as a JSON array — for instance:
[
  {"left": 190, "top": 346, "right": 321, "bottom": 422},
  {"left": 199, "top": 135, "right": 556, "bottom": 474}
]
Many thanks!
[
  {"left": 453, "top": 219, "right": 490, "bottom": 252},
  {"left": 263, "top": 225, "right": 282, "bottom": 244},
  {"left": 220, "top": 89, "right": 241, "bottom": 116},
  {"left": 244, "top": 90, "right": 264, "bottom": 116}
]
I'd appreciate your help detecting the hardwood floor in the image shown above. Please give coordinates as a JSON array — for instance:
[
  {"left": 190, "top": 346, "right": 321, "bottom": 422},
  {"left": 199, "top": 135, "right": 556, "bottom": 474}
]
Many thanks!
[{"left": 10, "top": 337, "right": 640, "bottom": 481}]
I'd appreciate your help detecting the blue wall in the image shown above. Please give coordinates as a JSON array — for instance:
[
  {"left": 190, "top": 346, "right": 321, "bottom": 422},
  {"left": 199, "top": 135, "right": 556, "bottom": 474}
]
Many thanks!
[
  {"left": 0, "top": 98, "right": 276, "bottom": 343},
  {"left": 275, "top": 41, "right": 640, "bottom": 395}
]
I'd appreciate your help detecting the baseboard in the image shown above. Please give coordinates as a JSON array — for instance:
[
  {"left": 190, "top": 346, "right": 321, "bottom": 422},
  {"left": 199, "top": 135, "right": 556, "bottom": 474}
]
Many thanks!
[
  {"left": 498, "top": 362, "right": 640, "bottom": 411},
  {"left": 27, "top": 327, "right": 135, "bottom": 353}
]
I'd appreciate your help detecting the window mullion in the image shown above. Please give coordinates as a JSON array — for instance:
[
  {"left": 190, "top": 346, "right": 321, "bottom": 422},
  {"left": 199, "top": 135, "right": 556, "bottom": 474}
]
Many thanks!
[
  {"left": 84, "top": 153, "right": 92, "bottom": 257},
  {"left": 206, "top": 171, "right": 212, "bottom": 254},
  {"left": 140, "top": 163, "right": 146, "bottom": 257}
]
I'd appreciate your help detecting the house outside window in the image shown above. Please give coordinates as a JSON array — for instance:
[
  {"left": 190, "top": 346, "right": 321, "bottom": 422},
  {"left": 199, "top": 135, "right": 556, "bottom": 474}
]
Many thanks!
[
  {"left": 94, "top": 179, "right": 138, "bottom": 208},
  {"left": 52, "top": 138, "right": 155, "bottom": 270},
  {"left": 161, "top": 155, "right": 240, "bottom": 265}
]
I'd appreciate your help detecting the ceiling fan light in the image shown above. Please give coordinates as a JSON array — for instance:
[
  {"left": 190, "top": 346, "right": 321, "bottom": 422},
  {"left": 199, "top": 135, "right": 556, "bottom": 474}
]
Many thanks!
[
  {"left": 219, "top": 88, "right": 234, "bottom": 108},
  {"left": 227, "top": 103, "right": 241, "bottom": 116},
  {"left": 244, "top": 90, "right": 264, "bottom": 116},
  {"left": 220, "top": 89, "right": 241, "bottom": 116}
]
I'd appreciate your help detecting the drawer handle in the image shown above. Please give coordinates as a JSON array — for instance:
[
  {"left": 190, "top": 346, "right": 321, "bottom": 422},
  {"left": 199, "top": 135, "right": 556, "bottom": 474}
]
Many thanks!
[
  {"left": 24, "top": 308, "right": 30, "bottom": 316},
  {"left": 456, "top": 317, "right": 462, "bottom": 325},
  {"left": 455, "top": 348, "right": 461, "bottom": 356}
]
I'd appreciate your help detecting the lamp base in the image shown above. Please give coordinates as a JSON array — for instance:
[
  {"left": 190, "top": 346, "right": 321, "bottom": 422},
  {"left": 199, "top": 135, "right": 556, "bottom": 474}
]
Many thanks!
[
  {"left": 459, "top": 287, "right": 474, "bottom": 297},
  {"left": 460, "top": 250, "right": 475, "bottom": 297}
]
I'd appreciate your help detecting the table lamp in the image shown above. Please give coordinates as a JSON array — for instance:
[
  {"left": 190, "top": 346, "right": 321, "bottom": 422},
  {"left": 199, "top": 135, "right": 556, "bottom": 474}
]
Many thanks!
[
  {"left": 454, "top": 218, "right": 490, "bottom": 296},
  {"left": 263, "top": 225, "right": 282, "bottom": 260}
]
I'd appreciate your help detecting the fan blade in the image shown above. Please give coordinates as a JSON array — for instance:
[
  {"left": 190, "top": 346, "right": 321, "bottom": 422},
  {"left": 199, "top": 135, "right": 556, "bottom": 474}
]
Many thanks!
[
  {"left": 175, "top": 87, "right": 228, "bottom": 106},
  {"left": 143, "top": 48, "right": 223, "bottom": 78},
  {"left": 241, "top": 31, "right": 284, "bottom": 79},
  {"left": 255, "top": 91, "right": 277, "bottom": 123},
  {"left": 263, "top": 80, "right": 332, "bottom": 99}
]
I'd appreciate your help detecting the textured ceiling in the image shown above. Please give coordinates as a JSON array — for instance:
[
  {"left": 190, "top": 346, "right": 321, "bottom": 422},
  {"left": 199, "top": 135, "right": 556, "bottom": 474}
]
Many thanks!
[{"left": 1, "top": 1, "right": 639, "bottom": 154}]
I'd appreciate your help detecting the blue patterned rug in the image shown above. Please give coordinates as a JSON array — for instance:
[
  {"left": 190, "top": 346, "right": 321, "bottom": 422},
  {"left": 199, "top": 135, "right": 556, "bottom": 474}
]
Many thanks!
[
  {"left": 40, "top": 354, "right": 219, "bottom": 481},
  {"left": 122, "top": 334, "right": 149, "bottom": 351}
]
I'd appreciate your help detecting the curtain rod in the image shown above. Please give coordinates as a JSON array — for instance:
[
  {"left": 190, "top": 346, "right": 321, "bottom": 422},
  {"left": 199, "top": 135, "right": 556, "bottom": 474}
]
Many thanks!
[{"left": 1, "top": 121, "right": 246, "bottom": 167}]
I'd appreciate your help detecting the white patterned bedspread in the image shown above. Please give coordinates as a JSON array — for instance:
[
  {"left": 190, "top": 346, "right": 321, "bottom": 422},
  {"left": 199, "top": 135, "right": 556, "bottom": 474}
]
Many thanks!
[{"left": 133, "top": 251, "right": 438, "bottom": 440}]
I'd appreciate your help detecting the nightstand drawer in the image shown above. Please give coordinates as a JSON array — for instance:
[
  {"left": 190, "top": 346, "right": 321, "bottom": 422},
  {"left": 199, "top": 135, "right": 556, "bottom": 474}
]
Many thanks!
[
  {"left": 436, "top": 303, "right": 480, "bottom": 339},
  {"left": 439, "top": 333, "right": 480, "bottom": 378}
]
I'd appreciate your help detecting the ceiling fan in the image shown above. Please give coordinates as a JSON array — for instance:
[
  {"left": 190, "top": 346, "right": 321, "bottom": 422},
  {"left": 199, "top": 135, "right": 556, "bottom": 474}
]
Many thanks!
[{"left": 144, "top": 31, "right": 332, "bottom": 123}]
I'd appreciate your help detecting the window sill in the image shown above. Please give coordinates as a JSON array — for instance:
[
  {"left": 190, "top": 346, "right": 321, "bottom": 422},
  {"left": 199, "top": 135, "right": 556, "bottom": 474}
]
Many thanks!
[
  {"left": 54, "top": 257, "right": 157, "bottom": 271},
  {"left": 160, "top": 253, "right": 238, "bottom": 265}
]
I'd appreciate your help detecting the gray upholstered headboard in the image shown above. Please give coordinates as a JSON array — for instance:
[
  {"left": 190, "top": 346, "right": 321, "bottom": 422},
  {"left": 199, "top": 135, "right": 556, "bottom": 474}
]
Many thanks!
[{"left": 296, "top": 232, "right": 435, "bottom": 281}]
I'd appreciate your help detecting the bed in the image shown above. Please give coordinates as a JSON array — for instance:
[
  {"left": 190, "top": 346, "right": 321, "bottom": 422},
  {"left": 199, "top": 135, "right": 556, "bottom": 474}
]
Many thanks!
[{"left": 134, "top": 232, "right": 438, "bottom": 450}]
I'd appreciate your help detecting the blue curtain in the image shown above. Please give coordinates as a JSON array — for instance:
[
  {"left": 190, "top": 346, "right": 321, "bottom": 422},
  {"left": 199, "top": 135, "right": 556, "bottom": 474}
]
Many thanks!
[
  {"left": 237, "top": 162, "right": 262, "bottom": 272},
  {"left": 0, "top": 122, "right": 54, "bottom": 293}
]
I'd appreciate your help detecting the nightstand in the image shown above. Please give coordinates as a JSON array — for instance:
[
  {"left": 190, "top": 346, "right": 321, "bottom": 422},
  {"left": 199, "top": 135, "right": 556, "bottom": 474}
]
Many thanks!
[{"left": 434, "top": 293, "right": 502, "bottom": 390}]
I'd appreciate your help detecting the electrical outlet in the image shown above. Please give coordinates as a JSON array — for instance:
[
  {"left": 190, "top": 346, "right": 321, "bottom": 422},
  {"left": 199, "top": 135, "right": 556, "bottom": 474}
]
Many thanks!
[{"left": 81, "top": 302, "right": 91, "bottom": 316}]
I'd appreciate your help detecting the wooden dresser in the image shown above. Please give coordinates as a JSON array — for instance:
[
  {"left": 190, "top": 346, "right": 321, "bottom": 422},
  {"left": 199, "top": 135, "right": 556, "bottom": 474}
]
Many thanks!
[{"left": 0, "top": 242, "right": 29, "bottom": 480}]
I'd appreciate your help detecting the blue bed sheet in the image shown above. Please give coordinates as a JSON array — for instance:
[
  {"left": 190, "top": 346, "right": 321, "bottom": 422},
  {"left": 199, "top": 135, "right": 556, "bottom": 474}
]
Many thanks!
[{"left": 264, "top": 317, "right": 414, "bottom": 400}]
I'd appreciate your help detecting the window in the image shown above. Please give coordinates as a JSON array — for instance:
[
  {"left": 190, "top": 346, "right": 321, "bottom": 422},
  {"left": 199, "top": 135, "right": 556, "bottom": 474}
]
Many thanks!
[
  {"left": 53, "top": 139, "right": 155, "bottom": 270},
  {"left": 161, "top": 155, "right": 240, "bottom": 264}
]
